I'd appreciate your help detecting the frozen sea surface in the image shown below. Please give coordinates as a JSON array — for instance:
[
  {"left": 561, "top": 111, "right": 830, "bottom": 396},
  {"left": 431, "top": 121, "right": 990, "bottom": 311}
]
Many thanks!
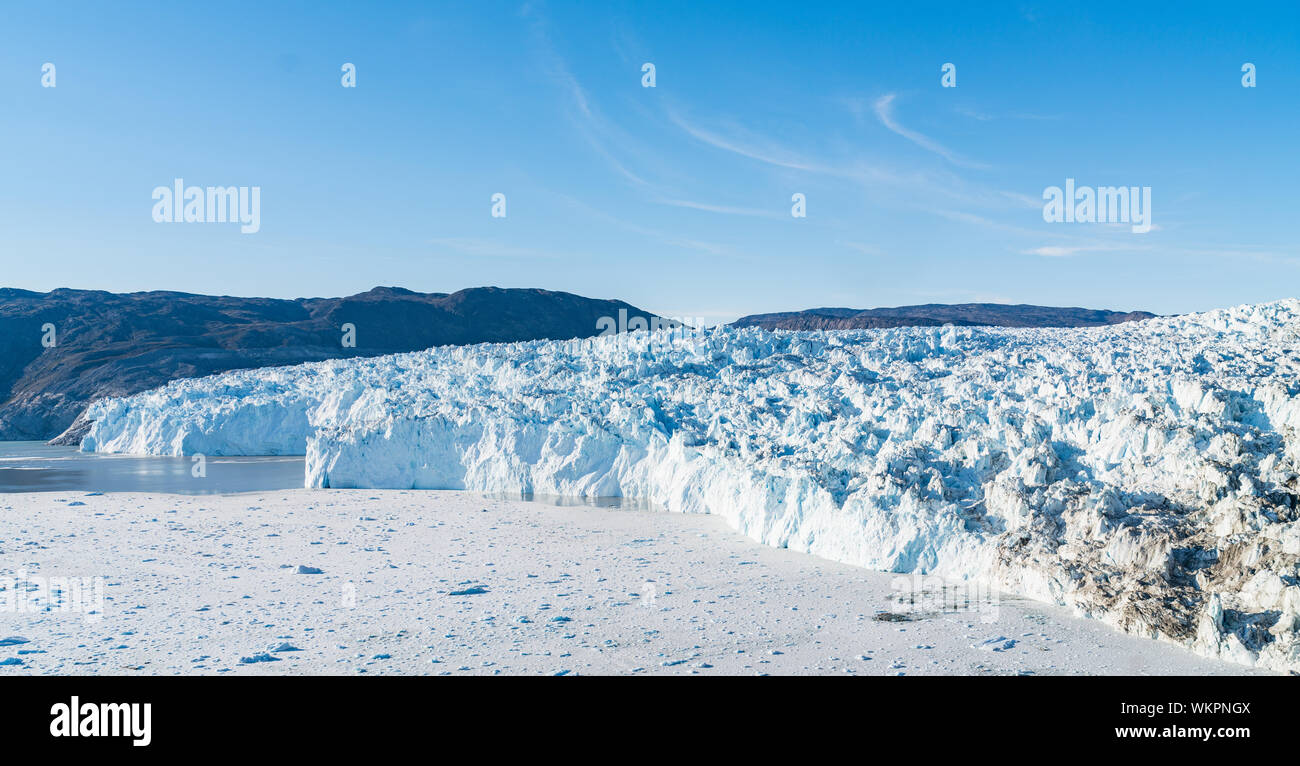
[{"left": 0, "top": 489, "right": 1272, "bottom": 676}]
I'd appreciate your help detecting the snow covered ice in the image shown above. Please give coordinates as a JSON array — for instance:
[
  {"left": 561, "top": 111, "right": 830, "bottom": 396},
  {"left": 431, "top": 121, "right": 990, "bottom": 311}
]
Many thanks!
[{"left": 81, "top": 300, "right": 1300, "bottom": 671}]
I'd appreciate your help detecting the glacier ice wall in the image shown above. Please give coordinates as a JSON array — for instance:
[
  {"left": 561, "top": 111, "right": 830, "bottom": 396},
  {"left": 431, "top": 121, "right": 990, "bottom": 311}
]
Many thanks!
[{"left": 82, "top": 301, "right": 1300, "bottom": 670}]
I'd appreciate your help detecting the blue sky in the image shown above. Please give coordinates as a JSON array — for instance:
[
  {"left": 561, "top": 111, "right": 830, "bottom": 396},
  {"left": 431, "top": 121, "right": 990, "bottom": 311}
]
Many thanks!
[{"left": 1, "top": 1, "right": 1297, "bottom": 322}]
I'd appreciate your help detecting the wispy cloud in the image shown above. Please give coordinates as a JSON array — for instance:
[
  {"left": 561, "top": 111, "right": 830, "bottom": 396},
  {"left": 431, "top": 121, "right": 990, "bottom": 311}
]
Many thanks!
[
  {"left": 655, "top": 198, "right": 784, "bottom": 219},
  {"left": 524, "top": 5, "right": 652, "bottom": 187},
  {"left": 1021, "top": 242, "right": 1153, "bottom": 257},
  {"left": 838, "top": 240, "right": 886, "bottom": 256},
  {"left": 999, "top": 190, "right": 1043, "bottom": 209},
  {"left": 955, "top": 106, "right": 994, "bottom": 121},
  {"left": 933, "top": 209, "right": 1045, "bottom": 237},
  {"left": 874, "top": 93, "right": 990, "bottom": 169},
  {"left": 1023, "top": 245, "right": 1092, "bottom": 257},
  {"left": 549, "top": 191, "right": 749, "bottom": 260},
  {"left": 671, "top": 104, "right": 1047, "bottom": 237},
  {"left": 669, "top": 107, "right": 970, "bottom": 193},
  {"left": 668, "top": 110, "right": 824, "bottom": 172}
]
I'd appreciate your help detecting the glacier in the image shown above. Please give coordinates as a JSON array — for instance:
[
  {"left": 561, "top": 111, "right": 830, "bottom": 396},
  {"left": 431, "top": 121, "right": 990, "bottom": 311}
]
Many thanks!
[{"left": 81, "top": 300, "right": 1300, "bottom": 671}]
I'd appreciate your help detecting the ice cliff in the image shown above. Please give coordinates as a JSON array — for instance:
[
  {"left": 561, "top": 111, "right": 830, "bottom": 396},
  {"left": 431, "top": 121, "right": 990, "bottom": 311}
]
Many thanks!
[{"left": 82, "top": 300, "right": 1300, "bottom": 671}]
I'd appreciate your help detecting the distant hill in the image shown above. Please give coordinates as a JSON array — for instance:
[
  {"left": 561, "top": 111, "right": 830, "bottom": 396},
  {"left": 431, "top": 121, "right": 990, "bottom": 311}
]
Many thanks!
[
  {"left": 731, "top": 303, "right": 1156, "bottom": 331},
  {"left": 0, "top": 286, "right": 660, "bottom": 443}
]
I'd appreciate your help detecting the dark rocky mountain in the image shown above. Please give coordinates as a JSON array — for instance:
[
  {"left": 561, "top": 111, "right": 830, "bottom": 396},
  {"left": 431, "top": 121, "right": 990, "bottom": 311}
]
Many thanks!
[
  {"left": 731, "top": 303, "right": 1156, "bottom": 331},
  {"left": 0, "top": 286, "right": 660, "bottom": 443}
]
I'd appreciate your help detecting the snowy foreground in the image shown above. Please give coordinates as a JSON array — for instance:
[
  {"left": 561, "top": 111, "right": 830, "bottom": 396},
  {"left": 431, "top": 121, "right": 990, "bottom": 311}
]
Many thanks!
[
  {"left": 0, "top": 490, "right": 1266, "bottom": 675},
  {"left": 82, "top": 301, "right": 1300, "bottom": 671}
]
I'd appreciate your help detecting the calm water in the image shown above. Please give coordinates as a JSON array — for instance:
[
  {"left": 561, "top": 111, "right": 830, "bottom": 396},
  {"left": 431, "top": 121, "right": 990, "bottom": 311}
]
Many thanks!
[
  {"left": 0, "top": 442, "right": 304, "bottom": 494},
  {"left": 0, "top": 443, "right": 648, "bottom": 507}
]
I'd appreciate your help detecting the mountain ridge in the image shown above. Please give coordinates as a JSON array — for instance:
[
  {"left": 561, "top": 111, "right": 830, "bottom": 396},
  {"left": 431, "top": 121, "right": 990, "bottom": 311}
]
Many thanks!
[
  {"left": 731, "top": 302, "right": 1156, "bottom": 330},
  {"left": 0, "top": 286, "right": 659, "bottom": 442}
]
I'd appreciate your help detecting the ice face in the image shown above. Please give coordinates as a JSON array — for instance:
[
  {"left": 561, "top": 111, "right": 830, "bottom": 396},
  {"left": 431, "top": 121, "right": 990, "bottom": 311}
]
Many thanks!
[{"left": 81, "top": 299, "right": 1300, "bottom": 671}]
